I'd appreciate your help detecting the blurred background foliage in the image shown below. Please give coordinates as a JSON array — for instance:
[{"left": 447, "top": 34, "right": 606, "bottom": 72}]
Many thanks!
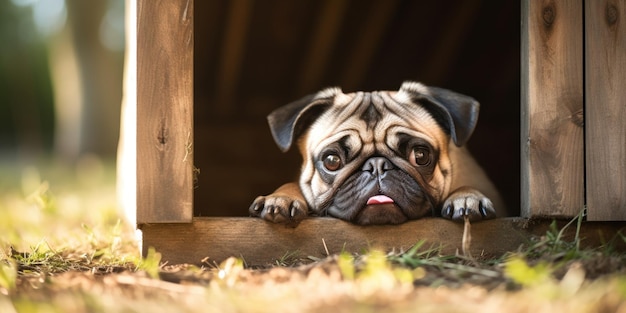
[
  {"left": 0, "top": 0, "right": 125, "bottom": 165},
  {"left": 0, "top": 0, "right": 127, "bottom": 254}
]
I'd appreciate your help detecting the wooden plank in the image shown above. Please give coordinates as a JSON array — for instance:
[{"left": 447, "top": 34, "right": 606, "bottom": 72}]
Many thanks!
[
  {"left": 340, "top": 0, "right": 398, "bottom": 91},
  {"left": 214, "top": 0, "right": 253, "bottom": 116},
  {"left": 420, "top": 1, "right": 482, "bottom": 83},
  {"left": 142, "top": 217, "right": 626, "bottom": 266},
  {"left": 136, "top": 0, "right": 194, "bottom": 223},
  {"left": 296, "top": 0, "right": 349, "bottom": 95},
  {"left": 521, "top": 0, "right": 584, "bottom": 218},
  {"left": 585, "top": 0, "right": 626, "bottom": 221}
]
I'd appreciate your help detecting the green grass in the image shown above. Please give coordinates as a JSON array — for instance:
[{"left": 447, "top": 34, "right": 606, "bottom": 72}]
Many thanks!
[
  {"left": 0, "top": 159, "right": 138, "bottom": 289},
  {"left": 0, "top": 160, "right": 130, "bottom": 253},
  {"left": 1, "top": 160, "right": 626, "bottom": 312}
]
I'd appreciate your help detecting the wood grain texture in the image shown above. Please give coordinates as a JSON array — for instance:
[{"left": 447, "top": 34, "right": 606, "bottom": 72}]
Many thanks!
[
  {"left": 296, "top": 0, "right": 349, "bottom": 95},
  {"left": 585, "top": 0, "right": 626, "bottom": 221},
  {"left": 214, "top": 0, "right": 253, "bottom": 116},
  {"left": 339, "top": 0, "right": 399, "bottom": 91},
  {"left": 137, "top": 0, "right": 194, "bottom": 223},
  {"left": 521, "top": 0, "right": 584, "bottom": 218},
  {"left": 141, "top": 217, "right": 626, "bottom": 266}
]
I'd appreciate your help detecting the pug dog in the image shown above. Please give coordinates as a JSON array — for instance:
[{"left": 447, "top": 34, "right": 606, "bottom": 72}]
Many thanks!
[{"left": 250, "top": 81, "right": 505, "bottom": 225}]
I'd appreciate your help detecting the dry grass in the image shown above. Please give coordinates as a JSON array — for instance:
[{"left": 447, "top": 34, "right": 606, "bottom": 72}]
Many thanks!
[{"left": 1, "top": 159, "right": 626, "bottom": 312}]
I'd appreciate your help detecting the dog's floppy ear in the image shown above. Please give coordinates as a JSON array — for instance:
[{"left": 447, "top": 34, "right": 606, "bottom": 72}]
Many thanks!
[
  {"left": 267, "top": 88, "right": 340, "bottom": 152},
  {"left": 399, "top": 81, "right": 480, "bottom": 147}
]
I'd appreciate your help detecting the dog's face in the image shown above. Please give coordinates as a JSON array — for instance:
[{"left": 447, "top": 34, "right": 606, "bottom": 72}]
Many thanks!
[{"left": 267, "top": 82, "right": 480, "bottom": 225}]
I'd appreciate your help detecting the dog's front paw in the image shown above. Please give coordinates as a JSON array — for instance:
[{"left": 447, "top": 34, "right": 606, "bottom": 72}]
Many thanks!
[
  {"left": 249, "top": 194, "right": 308, "bottom": 224},
  {"left": 441, "top": 187, "right": 496, "bottom": 222}
]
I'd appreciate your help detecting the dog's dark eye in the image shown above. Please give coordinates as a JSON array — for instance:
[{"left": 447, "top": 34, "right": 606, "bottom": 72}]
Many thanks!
[
  {"left": 409, "top": 147, "right": 430, "bottom": 166},
  {"left": 323, "top": 154, "right": 342, "bottom": 171}
]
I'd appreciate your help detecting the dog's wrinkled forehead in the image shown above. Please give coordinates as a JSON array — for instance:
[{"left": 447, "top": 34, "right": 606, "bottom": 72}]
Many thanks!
[
  {"left": 267, "top": 81, "right": 479, "bottom": 153},
  {"left": 305, "top": 88, "right": 443, "bottom": 153}
]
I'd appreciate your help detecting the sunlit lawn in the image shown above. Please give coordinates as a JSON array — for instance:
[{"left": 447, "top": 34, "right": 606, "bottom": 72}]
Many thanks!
[
  {"left": 1, "top": 158, "right": 626, "bottom": 313},
  {"left": 0, "top": 157, "right": 134, "bottom": 255}
]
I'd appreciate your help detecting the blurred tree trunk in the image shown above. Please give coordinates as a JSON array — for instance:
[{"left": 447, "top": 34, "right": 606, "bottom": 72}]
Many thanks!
[{"left": 51, "top": 0, "right": 123, "bottom": 161}]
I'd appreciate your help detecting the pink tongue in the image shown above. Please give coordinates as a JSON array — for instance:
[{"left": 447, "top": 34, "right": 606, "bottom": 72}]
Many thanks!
[{"left": 366, "top": 195, "right": 395, "bottom": 205}]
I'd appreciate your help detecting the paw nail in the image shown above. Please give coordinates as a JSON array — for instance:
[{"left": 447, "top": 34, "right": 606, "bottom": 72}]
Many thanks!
[
  {"left": 444, "top": 205, "right": 452, "bottom": 217},
  {"left": 479, "top": 202, "right": 487, "bottom": 216},
  {"left": 459, "top": 207, "right": 466, "bottom": 216}
]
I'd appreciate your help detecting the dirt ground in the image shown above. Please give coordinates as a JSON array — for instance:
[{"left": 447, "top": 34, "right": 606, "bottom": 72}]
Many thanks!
[{"left": 3, "top": 247, "right": 626, "bottom": 313}]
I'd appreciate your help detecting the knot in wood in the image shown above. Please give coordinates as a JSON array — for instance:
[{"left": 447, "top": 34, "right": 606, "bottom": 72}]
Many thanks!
[
  {"left": 606, "top": 4, "right": 618, "bottom": 26},
  {"left": 570, "top": 109, "right": 584, "bottom": 128},
  {"left": 542, "top": 5, "right": 556, "bottom": 27}
]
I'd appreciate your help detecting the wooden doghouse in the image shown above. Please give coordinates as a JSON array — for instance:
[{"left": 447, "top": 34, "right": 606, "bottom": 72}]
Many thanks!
[{"left": 119, "top": 0, "right": 626, "bottom": 265}]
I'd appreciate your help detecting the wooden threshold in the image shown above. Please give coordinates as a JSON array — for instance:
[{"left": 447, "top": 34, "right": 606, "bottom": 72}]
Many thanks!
[{"left": 140, "top": 217, "right": 626, "bottom": 266}]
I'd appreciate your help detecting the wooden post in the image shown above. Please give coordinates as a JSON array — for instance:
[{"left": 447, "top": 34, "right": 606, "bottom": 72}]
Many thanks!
[
  {"left": 521, "top": 0, "right": 585, "bottom": 218},
  {"left": 135, "top": 0, "right": 194, "bottom": 223},
  {"left": 585, "top": 0, "right": 626, "bottom": 221}
]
